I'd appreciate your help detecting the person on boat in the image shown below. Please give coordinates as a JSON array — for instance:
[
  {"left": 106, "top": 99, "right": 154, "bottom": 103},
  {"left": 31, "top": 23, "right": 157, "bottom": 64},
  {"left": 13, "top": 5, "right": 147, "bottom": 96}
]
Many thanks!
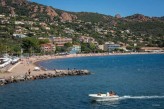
[
  {"left": 97, "top": 92, "right": 101, "bottom": 96},
  {"left": 109, "top": 91, "right": 116, "bottom": 96}
]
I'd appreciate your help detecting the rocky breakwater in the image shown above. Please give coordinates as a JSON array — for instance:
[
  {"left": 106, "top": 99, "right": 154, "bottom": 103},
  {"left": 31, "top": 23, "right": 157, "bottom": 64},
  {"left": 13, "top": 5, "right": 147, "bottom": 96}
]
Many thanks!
[{"left": 0, "top": 70, "right": 91, "bottom": 86}]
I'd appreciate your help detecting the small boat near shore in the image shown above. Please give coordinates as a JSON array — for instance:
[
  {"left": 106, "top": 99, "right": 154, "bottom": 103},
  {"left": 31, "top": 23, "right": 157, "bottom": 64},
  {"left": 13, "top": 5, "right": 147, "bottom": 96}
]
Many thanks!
[
  {"left": 89, "top": 93, "right": 119, "bottom": 101},
  {"left": 0, "top": 58, "right": 12, "bottom": 68}
]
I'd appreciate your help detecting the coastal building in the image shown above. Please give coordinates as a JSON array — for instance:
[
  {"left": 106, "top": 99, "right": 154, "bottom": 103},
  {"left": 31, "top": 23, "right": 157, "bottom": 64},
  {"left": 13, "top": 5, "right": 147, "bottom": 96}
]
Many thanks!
[
  {"left": 69, "top": 45, "right": 81, "bottom": 54},
  {"left": 140, "top": 47, "right": 164, "bottom": 52},
  {"left": 52, "top": 37, "right": 72, "bottom": 47},
  {"left": 41, "top": 43, "right": 56, "bottom": 52},
  {"left": 79, "top": 36, "right": 98, "bottom": 45},
  {"left": 104, "top": 42, "right": 121, "bottom": 52},
  {"left": 98, "top": 45, "right": 105, "bottom": 51}
]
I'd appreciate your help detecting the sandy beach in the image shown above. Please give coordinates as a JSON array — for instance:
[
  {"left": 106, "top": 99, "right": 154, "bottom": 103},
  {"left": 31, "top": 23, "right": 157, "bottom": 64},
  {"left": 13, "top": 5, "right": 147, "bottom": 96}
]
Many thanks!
[{"left": 0, "top": 52, "right": 163, "bottom": 79}]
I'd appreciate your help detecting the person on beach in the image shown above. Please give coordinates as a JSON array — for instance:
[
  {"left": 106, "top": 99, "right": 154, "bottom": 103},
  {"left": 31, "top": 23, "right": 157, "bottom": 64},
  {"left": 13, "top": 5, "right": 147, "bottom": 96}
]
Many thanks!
[
  {"left": 27, "top": 61, "right": 30, "bottom": 65},
  {"left": 28, "top": 69, "right": 31, "bottom": 75},
  {"left": 25, "top": 72, "right": 28, "bottom": 79}
]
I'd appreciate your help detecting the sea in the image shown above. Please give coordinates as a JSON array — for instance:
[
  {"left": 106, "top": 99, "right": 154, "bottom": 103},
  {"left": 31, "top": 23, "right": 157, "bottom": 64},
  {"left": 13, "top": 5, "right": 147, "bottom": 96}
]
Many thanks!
[{"left": 0, "top": 54, "right": 164, "bottom": 109}]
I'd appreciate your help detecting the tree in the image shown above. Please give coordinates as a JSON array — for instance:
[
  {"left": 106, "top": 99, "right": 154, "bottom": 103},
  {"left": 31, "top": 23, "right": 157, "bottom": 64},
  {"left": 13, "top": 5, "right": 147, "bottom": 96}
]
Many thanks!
[
  {"left": 38, "top": 39, "right": 50, "bottom": 45},
  {"left": 21, "top": 37, "right": 40, "bottom": 54},
  {"left": 81, "top": 43, "right": 91, "bottom": 53},
  {"left": 56, "top": 46, "right": 66, "bottom": 53},
  {"left": 64, "top": 42, "right": 73, "bottom": 48},
  {"left": 81, "top": 43, "right": 97, "bottom": 53},
  {"left": 0, "top": 44, "right": 5, "bottom": 55}
]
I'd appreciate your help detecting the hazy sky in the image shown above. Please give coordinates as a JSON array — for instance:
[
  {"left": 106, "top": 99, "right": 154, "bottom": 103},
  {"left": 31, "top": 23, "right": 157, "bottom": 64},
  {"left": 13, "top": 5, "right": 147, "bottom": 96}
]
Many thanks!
[{"left": 31, "top": 0, "right": 164, "bottom": 17}]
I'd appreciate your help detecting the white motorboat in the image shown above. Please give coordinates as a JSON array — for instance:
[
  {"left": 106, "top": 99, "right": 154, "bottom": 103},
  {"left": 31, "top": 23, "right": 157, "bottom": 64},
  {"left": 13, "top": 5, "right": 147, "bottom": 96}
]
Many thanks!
[
  {"left": 89, "top": 93, "right": 119, "bottom": 101},
  {"left": 11, "top": 57, "right": 20, "bottom": 64},
  {"left": 0, "top": 58, "right": 12, "bottom": 68},
  {"left": 34, "top": 67, "right": 41, "bottom": 71}
]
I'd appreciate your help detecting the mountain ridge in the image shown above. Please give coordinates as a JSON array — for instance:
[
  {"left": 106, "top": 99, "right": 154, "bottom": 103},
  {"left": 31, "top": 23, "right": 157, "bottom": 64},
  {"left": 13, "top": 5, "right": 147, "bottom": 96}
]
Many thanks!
[
  {"left": 0, "top": 0, "right": 163, "bottom": 52},
  {"left": 0, "top": 0, "right": 164, "bottom": 22}
]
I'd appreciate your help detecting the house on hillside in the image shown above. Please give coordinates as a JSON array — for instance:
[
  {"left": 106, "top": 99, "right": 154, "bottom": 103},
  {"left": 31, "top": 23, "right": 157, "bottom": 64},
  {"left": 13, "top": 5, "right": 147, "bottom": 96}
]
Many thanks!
[
  {"left": 41, "top": 43, "right": 56, "bottom": 52},
  {"left": 52, "top": 37, "right": 72, "bottom": 47},
  {"left": 31, "top": 27, "right": 39, "bottom": 31},
  {"left": 0, "top": 20, "right": 10, "bottom": 24},
  {"left": 38, "top": 37, "right": 49, "bottom": 40},
  {"left": 104, "top": 42, "right": 121, "bottom": 52},
  {"left": 79, "top": 36, "right": 98, "bottom": 45},
  {"left": 40, "top": 22, "right": 47, "bottom": 27},
  {"left": 44, "top": 27, "right": 51, "bottom": 30},
  {"left": 0, "top": 14, "right": 5, "bottom": 18},
  {"left": 15, "top": 21, "right": 24, "bottom": 25},
  {"left": 98, "top": 45, "right": 105, "bottom": 51},
  {"left": 13, "top": 34, "right": 27, "bottom": 38}
]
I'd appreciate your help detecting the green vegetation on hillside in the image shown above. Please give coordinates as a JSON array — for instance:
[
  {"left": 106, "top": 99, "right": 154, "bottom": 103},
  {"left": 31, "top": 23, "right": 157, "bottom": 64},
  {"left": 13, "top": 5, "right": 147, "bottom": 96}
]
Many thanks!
[{"left": 0, "top": 0, "right": 163, "bottom": 55}]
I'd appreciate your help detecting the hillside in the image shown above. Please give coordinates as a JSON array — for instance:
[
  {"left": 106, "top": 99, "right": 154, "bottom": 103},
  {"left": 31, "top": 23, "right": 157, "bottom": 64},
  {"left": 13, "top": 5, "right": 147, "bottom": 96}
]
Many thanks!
[{"left": 0, "top": 0, "right": 163, "bottom": 54}]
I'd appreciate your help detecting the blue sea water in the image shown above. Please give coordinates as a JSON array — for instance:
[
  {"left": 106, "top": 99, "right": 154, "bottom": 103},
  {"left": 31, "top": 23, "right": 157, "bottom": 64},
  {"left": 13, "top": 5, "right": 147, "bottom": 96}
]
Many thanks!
[{"left": 0, "top": 54, "right": 164, "bottom": 109}]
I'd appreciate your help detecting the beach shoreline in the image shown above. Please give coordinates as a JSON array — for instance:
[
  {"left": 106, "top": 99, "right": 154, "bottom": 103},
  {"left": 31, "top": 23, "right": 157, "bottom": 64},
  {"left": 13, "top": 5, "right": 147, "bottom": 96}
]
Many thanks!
[
  {"left": 35, "top": 52, "right": 164, "bottom": 64},
  {"left": 0, "top": 52, "right": 163, "bottom": 80}
]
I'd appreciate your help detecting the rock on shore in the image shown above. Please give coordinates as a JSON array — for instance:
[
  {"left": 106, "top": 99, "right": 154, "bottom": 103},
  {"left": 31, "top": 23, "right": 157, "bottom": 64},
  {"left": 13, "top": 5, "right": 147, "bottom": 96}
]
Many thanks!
[{"left": 0, "top": 70, "right": 91, "bottom": 86}]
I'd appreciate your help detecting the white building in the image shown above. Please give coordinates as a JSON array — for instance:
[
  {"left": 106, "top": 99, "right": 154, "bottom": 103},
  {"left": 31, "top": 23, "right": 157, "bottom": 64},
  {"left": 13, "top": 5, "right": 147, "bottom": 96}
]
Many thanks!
[
  {"left": 52, "top": 37, "right": 72, "bottom": 47},
  {"left": 79, "top": 36, "right": 98, "bottom": 45},
  {"left": 98, "top": 45, "right": 104, "bottom": 51},
  {"left": 104, "top": 42, "right": 121, "bottom": 52},
  {"left": 15, "top": 21, "right": 25, "bottom": 25},
  {"left": 69, "top": 45, "right": 81, "bottom": 54},
  {"left": 0, "top": 14, "right": 5, "bottom": 18},
  {"left": 13, "top": 34, "right": 27, "bottom": 38}
]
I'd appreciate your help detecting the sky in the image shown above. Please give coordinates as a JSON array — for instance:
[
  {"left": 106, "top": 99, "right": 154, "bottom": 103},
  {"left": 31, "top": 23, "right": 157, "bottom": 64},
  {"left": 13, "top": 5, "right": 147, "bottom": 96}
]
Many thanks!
[{"left": 31, "top": 0, "right": 164, "bottom": 17}]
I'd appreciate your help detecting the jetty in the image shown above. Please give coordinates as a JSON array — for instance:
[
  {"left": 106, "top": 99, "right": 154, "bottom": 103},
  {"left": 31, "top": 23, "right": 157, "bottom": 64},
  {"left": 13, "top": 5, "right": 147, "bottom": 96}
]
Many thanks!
[{"left": 0, "top": 69, "right": 91, "bottom": 86}]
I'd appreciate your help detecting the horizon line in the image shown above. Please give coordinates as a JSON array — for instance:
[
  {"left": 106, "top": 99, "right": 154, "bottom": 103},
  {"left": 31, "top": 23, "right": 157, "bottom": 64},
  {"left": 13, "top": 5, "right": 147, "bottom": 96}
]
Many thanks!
[{"left": 31, "top": 1, "right": 164, "bottom": 18}]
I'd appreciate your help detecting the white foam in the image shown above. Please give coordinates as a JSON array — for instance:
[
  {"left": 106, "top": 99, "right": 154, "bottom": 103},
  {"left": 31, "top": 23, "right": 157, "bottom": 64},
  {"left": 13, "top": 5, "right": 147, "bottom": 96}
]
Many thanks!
[{"left": 119, "top": 95, "right": 164, "bottom": 100}]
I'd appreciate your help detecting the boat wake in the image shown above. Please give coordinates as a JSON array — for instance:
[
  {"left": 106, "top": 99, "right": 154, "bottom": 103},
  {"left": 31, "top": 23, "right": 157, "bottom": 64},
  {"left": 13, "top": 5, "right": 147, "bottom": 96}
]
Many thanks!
[{"left": 119, "top": 95, "right": 164, "bottom": 100}]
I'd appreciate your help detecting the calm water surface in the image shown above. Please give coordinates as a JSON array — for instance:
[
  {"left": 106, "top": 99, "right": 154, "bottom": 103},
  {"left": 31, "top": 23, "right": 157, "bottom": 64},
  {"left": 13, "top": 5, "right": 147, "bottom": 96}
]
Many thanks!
[{"left": 0, "top": 54, "right": 164, "bottom": 109}]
